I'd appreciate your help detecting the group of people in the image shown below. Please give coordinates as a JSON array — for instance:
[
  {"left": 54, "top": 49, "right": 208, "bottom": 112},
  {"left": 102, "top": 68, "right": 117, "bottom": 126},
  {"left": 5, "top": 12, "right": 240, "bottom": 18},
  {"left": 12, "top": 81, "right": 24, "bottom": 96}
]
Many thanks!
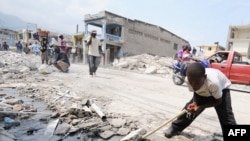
[
  {"left": 50, "top": 34, "right": 70, "bottom": 73},
  {"left": 14, "top": 40, "right": 40, "bottom": 55},
  {"left": 0, "top": 41, "right": 39, "bottom": 54},
  {"left": 0, "top": 30, "right": 103, "bottom": 75},
  {"left": 49, "top": 30, "right": 103, "bottom": 75}
]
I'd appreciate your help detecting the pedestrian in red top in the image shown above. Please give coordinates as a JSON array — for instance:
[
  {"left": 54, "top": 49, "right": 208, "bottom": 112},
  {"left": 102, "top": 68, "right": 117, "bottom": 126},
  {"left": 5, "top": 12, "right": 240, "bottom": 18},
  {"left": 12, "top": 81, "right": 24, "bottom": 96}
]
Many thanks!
[
  {"left": 58, "top": 34, "right": 67, "bottom": 53},
  {"left": 180, "top": 46, "right": 193, "bottom": 76}
]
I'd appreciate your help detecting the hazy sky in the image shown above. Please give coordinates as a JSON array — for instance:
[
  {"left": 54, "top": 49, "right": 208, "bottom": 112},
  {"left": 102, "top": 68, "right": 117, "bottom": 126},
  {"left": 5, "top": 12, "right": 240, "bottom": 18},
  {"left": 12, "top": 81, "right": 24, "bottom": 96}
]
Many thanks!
[{"left": 1, "top": 0, "right": 250, "bottom": 47}]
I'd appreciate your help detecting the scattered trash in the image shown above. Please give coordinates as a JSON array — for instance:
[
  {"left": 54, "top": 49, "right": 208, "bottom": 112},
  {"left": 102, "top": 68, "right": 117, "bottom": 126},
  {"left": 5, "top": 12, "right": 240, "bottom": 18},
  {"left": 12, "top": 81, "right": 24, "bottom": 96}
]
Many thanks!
[
  {"left": 26, "top": 127, "right": 42, "bottom": 135},
  {"left": 4, "top": 117, "right": 20, "bottom": 129}
]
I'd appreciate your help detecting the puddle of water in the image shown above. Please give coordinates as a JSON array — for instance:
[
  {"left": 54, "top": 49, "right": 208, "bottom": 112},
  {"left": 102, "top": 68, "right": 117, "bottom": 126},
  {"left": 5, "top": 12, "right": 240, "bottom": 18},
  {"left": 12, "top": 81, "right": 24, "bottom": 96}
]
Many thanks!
[{"left": 0, "top": 88, "right": 123, "bottom": 141}]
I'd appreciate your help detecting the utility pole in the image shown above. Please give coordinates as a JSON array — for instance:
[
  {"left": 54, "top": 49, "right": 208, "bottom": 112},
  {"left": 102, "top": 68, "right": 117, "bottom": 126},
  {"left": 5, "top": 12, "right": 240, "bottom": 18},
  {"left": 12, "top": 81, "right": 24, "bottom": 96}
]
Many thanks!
[{"left": 76, "top": 24, "right": 78, "bottom": 33}]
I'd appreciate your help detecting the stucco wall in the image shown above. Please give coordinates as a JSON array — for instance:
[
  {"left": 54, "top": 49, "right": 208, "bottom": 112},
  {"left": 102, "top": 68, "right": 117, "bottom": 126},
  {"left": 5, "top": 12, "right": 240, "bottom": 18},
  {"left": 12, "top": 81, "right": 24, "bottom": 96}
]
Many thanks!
[{"left": 104, "top": 12, "right": 189, "bottom": 57}]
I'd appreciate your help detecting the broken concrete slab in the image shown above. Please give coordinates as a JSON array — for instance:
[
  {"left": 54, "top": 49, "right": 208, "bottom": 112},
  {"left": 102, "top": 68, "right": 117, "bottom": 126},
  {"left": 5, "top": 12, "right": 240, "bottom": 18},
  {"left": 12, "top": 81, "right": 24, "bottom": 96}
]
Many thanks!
[
  {"left": 54, "top": 122, "right": 71, "bottom": 135},
  {"left": 77, "top": 121, "right": 99, "bottom": 129},
  {"left": 110, "top": 118, "right": 126, "bottom": 128},
  {"left": 44, "top": 119, "right": 59, "bottom": 137},
  {"left": 120, "top": 128, "right": 147, "bottom": 141},
  {"left": 99, "top": 130, "right": 115, "bottom": 140},
  {"left": 117, "top": 127, "right": 131, "bottom": 136}
]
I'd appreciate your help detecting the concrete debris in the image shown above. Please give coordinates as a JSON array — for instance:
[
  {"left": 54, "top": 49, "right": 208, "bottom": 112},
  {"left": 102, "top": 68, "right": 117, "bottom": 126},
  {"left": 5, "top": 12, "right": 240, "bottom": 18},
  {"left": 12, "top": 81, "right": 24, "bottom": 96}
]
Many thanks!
[
  {"left": 144, "top": 65, "right": 157, "bottom": 74},
  {"left": 38, "top": 64, "right": 52, "bottom": 74},
  {"left": 117, "top": 127, "right": 131, "bottom": 136},
  {"left": 112, "top": 54, "right": 173, "bottom": 74},
  {"left": 0, "top": 127, "right": 16, "bottom": 141},
  {"left": 110, "top": 118, "right": 127, "bottom": 128},
  {"left": 1, "top": 51, "right": 249, "bottom": 140},
  {"left": 99, "top": 130, "right": 115, "bottom": 139},
  {"left": 50, "top": 112, "right": 60, "bottom": 118},
  {"left": 44, "top": 119, "right": 59, "bottom": 137},
  {"left": 120, "top": 128, "right": 147, "bottom": 141},
  {"left": 54, "top": 122, "right": 71, "bottom": 135},
  {"left": 5, "top": 98, "right": 23, "bottom": 105}
]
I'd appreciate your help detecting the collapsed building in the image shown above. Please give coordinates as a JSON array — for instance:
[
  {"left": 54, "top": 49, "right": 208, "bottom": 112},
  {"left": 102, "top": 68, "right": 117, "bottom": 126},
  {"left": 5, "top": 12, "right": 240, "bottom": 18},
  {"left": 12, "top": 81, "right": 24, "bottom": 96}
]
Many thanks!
[{"left": 82, "top": 10, "right": 189, "bottom": 65}]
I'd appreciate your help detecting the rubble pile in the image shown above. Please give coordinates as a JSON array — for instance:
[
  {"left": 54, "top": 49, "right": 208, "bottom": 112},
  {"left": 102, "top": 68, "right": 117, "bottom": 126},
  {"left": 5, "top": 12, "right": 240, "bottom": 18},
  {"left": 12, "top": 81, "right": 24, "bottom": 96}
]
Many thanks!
[
  {"left": 112, "top": 54, "right": 174, "bottom": 75},
  {"left": 0, "top": 85, "right": 141, "bottom": 140},
  {"left": 0, "top": 51, "right": 41, "bottom": 83},
  {"left": 0, "top": 51, "right": 249, "bottom": 140},
  {"left": 16, "top": 84, "right": 140, "bottom": 140},
  {"left": 0, "top": 51, "right": 142, "bottom": 140}
]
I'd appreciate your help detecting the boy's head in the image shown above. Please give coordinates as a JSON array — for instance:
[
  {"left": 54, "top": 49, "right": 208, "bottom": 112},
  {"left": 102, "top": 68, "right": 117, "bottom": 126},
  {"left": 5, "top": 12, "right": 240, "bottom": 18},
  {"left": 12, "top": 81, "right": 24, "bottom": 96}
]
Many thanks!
[{"left": 186, "top": 62, "right": 207, "bottom": 91}]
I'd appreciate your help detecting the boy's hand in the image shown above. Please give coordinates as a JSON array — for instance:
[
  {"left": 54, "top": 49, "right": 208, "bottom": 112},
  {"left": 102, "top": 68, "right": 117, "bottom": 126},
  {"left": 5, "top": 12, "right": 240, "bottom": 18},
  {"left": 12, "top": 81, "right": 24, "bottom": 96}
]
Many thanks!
[{"left": 187, "top": 102, "right": 199, "bottom": 112}]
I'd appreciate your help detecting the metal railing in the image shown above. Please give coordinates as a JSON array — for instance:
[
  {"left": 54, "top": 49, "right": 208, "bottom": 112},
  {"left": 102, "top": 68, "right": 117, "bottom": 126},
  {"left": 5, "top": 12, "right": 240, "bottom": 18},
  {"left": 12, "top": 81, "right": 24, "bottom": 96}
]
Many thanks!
[
  {"left": 106, "top": 34, "right": 121, "bottom": 41},
  {"left": 84, "top": 33, "right": 121, "bottom": 42}
]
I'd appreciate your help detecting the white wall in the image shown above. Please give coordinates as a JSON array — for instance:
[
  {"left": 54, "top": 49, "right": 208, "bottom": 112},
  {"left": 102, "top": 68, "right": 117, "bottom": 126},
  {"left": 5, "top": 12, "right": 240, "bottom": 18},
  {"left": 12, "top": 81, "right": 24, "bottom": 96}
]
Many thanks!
[{"left": 232, "top": 41, "right": 249, "bottom": 53}]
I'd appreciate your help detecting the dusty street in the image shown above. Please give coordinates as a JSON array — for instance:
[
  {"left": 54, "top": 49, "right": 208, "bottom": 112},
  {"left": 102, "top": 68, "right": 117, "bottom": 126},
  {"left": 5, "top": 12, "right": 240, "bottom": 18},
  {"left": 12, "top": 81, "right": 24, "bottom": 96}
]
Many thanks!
[
  {"left": 59, "top": 64, "right": 250, "bottom": 141},
  {"left": 1, "top": 52, "right": 250, "bottom": 141}
]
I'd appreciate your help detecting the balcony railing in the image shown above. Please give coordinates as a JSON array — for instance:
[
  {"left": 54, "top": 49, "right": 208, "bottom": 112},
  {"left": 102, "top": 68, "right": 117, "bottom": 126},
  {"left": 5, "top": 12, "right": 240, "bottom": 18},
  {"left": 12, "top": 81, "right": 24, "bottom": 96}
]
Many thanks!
[
  {"left": 106, "top": 34, "right": 121, "bottom": 41},
  {"left": 84, "top": 33, "right": 121, "bottom": 42}
]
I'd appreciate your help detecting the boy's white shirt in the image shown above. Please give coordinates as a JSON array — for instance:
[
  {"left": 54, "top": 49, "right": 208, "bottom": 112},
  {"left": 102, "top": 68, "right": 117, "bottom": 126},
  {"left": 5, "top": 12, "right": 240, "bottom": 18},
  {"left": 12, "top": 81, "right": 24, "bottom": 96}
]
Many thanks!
[{"left": 186, "top": 68, "right": 231, "bottom": 99}]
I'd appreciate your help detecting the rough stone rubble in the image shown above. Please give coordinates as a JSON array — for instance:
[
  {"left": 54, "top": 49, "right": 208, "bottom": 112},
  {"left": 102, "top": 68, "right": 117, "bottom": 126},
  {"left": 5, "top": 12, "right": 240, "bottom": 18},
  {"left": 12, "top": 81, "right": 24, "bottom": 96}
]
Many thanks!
[
  {"left": 0, "top": 51, "right": 249, "bottom": 140},
  {"left": 112, "top": 54, "right": 173, "bottom": 75},
  {"left": 0, "top": 51, "right": 175, "bottom": 140}
]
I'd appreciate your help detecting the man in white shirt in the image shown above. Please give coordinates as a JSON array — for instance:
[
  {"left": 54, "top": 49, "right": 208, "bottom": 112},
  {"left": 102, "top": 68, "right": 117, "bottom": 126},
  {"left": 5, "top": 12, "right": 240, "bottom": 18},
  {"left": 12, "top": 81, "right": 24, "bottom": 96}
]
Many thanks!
[
  {"left": 165, "top": 62, "right": 237, "bottom": 138},
  {"left": 85, "top": 30, "right": 103, "bottom": 77}
]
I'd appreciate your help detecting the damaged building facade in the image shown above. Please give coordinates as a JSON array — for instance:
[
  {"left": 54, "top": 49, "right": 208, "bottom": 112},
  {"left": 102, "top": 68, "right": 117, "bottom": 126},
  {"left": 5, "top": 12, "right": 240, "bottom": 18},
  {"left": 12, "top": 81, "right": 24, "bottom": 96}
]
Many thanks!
[
  {"left": 0, "top": 28, "right": 17, "bottom": 46},
  {"left": 227, "top": 24, "right": 250, "bottom": 59},
  {"left": 83, "top": 11, "right": 189, "bottom": 65}
]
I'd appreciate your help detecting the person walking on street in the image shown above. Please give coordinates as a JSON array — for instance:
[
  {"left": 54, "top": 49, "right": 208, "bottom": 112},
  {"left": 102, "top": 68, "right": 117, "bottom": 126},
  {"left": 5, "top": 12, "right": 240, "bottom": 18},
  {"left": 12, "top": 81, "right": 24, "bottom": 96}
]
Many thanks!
[
  {"left": 23, "top": 43, "right": 30, "bottom": 54},
  {"left": 58, "top": 34, "right": 67, "bottom": 53},
  {"left": 16, "top": 41, "right": 23, "bottom": 53},
  {"left": 28, "top": 43, "right": 33, "bottom": 52},
  {"left": 85, "top": 30, "right": 103, "bottom": 77},
  {"left": 40, "top": 37, "right": 49, "bottom": 64},
  {"left": 3, "top": 42, "right": 9, "bottom": 51},
  {"left": 164, "top": 62, "right": 237, "bottom": 138},
  {"left": 32, "top": 41, "right": 40, "bottom": 56}
]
